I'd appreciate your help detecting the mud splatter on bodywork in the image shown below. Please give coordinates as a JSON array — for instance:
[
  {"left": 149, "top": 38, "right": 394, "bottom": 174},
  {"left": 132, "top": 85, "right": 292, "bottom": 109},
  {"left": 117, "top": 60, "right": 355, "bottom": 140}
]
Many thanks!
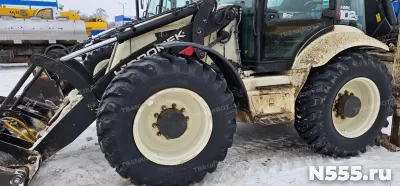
[{"left": 288, "top": 25, "right": 389, "bottom": 96}]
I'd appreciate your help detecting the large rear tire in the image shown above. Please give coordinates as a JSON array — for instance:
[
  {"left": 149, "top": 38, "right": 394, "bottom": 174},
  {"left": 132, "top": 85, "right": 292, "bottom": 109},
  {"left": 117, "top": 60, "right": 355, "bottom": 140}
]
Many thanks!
[
  {"left": 295, "top": 51, "right": 394, "bottom": 157},
  {"left": 83, "top": 46, "right": 113, "bottom": 76},
  {"left": 97, "top": 54, "right": 236, "bottom": 185}
]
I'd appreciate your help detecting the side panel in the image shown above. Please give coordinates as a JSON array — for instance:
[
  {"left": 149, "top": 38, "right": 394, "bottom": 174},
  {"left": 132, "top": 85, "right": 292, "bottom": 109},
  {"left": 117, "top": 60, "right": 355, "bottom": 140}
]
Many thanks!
[
  {"left": 108, "top": 4, "right": 239, "bottom": 70},
  {"left": 239, "top": 75, "right": 295, "bottom": 125},
  {"left": 204, "top": 19, "right": 240, "bottom": 65},
  {"left": 108, "top": 15, "right": 193, "bottom": 71}
]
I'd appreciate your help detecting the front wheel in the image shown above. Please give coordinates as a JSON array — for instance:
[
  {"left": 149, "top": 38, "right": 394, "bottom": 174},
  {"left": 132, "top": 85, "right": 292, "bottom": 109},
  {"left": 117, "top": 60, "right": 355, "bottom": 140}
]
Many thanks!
[
  {"left": 295, "top": 51, "right": 394, "bottom": 157},
  {"left": 97, "top": 54, "right": 237, "bottom": 185}
]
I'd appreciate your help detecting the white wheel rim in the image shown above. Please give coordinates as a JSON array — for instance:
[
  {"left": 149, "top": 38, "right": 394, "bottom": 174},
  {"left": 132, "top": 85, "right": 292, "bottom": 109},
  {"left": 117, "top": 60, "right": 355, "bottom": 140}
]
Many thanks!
[
  {"left": 133, "top": 88, "right": 213, "bottom": 166},
  {"left": 332, "top": 77, "right": 380, "bottom": 138}
]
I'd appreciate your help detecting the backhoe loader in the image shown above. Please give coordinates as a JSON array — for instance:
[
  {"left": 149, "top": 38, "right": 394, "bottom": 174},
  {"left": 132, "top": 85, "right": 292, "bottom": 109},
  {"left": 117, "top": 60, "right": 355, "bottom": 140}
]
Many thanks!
[{"left": 0, "top": 0, "right": 398, "bottom": 185}]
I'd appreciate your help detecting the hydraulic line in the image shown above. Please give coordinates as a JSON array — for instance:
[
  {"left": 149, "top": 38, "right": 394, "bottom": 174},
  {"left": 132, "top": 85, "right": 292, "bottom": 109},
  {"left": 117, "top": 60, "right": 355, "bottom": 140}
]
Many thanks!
[
  {"left": 39, "top": 120, "right": 50, "bottom": 126},
  {"left": 4, "top": 117, "right": 37, "bottom": 141},
  {"left": 2, "top": 121, "right": 34, "bottom": 143}
]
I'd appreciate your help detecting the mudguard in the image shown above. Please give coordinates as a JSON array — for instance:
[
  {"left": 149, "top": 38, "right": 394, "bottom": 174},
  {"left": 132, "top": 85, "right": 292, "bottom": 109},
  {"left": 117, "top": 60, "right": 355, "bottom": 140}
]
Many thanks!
[
  {"left": 293, "top": 25, "right": 389, "bottom": 69},
  {"left": 157, "top": 41, "right": 250, "bottom": 111}
]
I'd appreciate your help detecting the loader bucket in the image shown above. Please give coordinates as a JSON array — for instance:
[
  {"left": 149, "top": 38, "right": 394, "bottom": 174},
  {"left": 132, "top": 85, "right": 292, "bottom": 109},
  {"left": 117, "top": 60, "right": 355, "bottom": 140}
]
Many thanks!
[
  {"left": 0, "top": 140, "right": 41, "bottom": 186},
  {"left": 21, "top": 47, "right": 80, "bottom": 107},
  {"left": 24, "top": 71, "right": 64, "bottom": 106}
]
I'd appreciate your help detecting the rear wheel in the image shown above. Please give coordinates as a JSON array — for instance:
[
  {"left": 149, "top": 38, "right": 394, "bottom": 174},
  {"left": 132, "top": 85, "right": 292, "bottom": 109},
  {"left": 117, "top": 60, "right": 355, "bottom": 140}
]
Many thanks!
[
  {"left": 83, "top": 46, "right": 113, "bottom": 76},
  {"left": 295, "top": 51, "right": 394, "bottom": 157},
  {"left": 97, "top": 54, "right": 236, "bottom": 185}
]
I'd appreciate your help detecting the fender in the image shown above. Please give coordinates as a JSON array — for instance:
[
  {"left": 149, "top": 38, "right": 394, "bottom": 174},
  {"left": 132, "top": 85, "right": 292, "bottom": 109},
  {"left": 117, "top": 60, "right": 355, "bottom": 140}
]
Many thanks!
[
  {"left": 292, "top": 25, "right": 389, "bottom": 69},
  {"left": 288, "top": 25, "right": 390, "bottom": 96},
  {"left": 157, "top": 41, "right": 250, "bottom": 111}
]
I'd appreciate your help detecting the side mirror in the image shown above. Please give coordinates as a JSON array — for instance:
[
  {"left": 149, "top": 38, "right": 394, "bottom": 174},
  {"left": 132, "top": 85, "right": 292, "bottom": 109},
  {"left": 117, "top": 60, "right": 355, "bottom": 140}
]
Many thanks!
[{"left": 264, "top": 9, "right": 279, "bottom": 27}]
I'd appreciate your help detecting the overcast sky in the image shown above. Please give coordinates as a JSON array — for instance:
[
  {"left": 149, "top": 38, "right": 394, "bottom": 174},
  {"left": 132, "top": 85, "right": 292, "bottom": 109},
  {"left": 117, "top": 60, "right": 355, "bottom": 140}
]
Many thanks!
[{"left": 58, "top": 0, "right": 144, "bottom": 21}]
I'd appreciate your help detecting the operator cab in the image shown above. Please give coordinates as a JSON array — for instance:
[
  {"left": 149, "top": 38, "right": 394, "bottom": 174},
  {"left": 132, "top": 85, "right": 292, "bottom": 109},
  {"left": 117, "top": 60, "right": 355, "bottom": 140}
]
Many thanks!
[
  {"left": 34, "top": 7, "right": 61, "bottom": 19},
  {"left": 225, "top": 0, "right": 399, "bottom": 73}
]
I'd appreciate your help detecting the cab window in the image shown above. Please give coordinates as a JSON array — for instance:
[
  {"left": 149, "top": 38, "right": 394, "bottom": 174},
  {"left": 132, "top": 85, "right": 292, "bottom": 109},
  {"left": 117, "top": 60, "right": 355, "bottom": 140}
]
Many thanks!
[
  {"left": 146, "top": 0, "right": 192, "bottom": 17},
  {"left": 263, "top": 0, "right": 326, "bottom": 59},
  {"left": 36, "top": 9, "right": 53, "bottom": 19}
]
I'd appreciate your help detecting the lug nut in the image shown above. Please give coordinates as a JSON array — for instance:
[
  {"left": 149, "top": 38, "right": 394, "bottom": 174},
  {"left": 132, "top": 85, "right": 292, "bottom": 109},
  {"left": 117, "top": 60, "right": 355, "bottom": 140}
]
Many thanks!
[
  {"left": 12, "top": 175, "right": 24, "bottom": 185},
  {"left": 166, "top": 137, "right": 170, "bottom": 140},
  {"left": 344, "top": 90, "right": 349, "bottom": 95},
  {"left": 154, "top": 113, "right": 159, "bottom": 118},
  {"left": 152, "top": 123, "right": 158, "bottom": 128},
  {"left": 157, "top": 132, "right": 162, "bottom": 136},
  {"left": 350, "top": 93, "right": 354, "bottom": 96},
  {"left": 161, "top": 105, "right": 167, "bottom": 110},
  {"left": 172, "top": 103, "right": 177, "bottom": 108},
  {"left": 338, "top": 93, "right": 343, "bottom": 97},
  {"left": 185, "top": 116, "right": 190, "bottom": 121},
  {"left": 341, "top": 116, "right": 345, "bottom": 119},
  {"left": 28, "top": 156, "right": 37, "bottom": 164},
  {"left": 180, "top": 108, "right": 185, "bottom": 112}
]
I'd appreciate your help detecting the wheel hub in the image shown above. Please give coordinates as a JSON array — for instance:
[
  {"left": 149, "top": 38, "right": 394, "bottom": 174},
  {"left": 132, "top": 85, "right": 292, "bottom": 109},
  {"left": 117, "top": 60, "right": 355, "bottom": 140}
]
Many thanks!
[
  {"left": 331, "top": 78, "right": 381, "bottom": 138},
  {"left": 157, "top": 108, "right": 187, "bottom": 139},
  {"left": 335, "top": 91, "right": 361, "bottom": 118},
  {"left": 133, "top": 88, "right": 213, "bottom": 166}
]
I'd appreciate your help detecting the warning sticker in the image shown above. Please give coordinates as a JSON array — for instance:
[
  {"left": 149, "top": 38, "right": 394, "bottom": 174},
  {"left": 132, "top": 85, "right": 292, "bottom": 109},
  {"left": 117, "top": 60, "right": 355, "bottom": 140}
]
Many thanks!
[
  {"left": 339, "top": 5, "right": 358, "bottom": 21},
  {"left": 376, "top": 13, "right": 382, "bottom": 22}
]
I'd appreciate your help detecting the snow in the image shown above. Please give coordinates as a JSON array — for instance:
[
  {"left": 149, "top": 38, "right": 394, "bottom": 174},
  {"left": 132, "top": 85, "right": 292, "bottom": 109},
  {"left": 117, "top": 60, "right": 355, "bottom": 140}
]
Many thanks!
[{"left": 1, "top": 67, "right": 399, "bottom": 186}]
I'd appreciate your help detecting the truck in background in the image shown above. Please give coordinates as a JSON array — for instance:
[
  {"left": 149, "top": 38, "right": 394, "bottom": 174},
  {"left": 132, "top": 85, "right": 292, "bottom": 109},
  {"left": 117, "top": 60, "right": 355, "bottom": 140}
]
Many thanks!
[
  {"left": 0, "top": 5, "right": 107, "bottom": 63},
  {"left": 0, "top": 6, "right": 108, "bottom": 37}
]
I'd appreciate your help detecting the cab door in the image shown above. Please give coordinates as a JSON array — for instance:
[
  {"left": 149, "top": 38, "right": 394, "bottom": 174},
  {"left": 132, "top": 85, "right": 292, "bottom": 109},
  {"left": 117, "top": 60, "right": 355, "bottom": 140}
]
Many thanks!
[{"left": 241, "top": 0, "right": 335, "bottom": 72}]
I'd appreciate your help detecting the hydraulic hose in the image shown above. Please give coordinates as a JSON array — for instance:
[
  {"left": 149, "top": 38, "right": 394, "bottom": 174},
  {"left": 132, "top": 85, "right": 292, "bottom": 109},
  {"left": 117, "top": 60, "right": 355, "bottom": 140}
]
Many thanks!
[
  {"left": 2, "top": 121, "right": 34, "bottom": 143},
  {"left": 4, "top": 117, "right": 37, "bottom": 141}
]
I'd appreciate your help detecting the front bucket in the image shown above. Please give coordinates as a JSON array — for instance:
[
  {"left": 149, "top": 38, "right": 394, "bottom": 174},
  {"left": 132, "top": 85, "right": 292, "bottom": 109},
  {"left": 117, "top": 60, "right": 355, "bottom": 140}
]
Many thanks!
[
  {"left": 24, "top": 68, "right": 64, "bottom": 106},
  {"left": 0, "top": 140, "right": 41, "bottom": 186}
]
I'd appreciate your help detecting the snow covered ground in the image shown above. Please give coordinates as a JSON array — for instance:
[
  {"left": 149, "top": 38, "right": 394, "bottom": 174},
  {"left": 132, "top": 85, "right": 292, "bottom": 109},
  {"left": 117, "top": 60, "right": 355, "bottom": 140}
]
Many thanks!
[{"left": 1, "top": 66, "right": 399, "bottom": 186}]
